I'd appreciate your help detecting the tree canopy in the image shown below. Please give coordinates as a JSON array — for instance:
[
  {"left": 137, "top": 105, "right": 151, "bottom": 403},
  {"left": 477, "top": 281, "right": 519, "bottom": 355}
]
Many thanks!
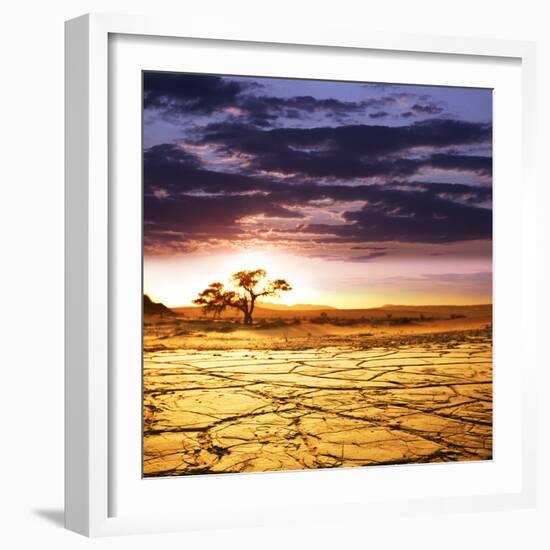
[{"left": 193, "top": 269, "right": 292, "bottom": 324}]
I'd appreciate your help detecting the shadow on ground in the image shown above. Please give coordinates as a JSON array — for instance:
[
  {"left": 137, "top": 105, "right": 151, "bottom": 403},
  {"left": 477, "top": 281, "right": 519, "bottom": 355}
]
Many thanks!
[{"left": 33, "top": 509, "right": 64, "bottom": 527}]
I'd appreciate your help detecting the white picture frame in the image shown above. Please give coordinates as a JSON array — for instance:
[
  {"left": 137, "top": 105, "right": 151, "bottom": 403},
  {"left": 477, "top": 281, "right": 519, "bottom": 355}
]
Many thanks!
[{"left": 65, "top": 12, "right": 537, "bottom": 537}]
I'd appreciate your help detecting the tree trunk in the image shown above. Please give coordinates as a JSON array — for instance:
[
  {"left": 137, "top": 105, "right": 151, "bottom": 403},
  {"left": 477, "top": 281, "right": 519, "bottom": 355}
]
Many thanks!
[{"left": 248, "top": 297, "right": 256, "bottom": 325}]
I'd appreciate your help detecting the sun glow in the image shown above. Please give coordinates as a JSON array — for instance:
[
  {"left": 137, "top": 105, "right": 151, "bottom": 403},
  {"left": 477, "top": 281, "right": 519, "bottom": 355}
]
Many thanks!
[
  {"left": 220, "top": 250, "right": 274, "bottom": 274},
  {"left": 144, "top": 249, "right": 325, "bottom": 308},
  {"left": 144, "top": 246, "right": 493, "bottom": 310},
  {"left": 219, "top": 249, "right": 320, "bottom": 306}
]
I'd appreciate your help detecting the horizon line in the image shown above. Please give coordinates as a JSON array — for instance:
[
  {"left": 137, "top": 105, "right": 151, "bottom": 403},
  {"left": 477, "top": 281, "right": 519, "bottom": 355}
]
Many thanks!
[{"left": 145, "top": 294, "right": 493, "bottom": 311}]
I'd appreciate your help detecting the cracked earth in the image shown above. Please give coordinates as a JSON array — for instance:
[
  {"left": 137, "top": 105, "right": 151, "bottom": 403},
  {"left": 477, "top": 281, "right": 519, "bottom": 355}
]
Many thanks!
[{"left": 143, "top": 329, "right": 492, "bottom": 476}]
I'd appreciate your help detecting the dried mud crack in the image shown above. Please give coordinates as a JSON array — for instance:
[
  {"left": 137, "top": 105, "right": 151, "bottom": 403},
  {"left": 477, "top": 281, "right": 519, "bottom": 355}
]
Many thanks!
[{"left": 143, "top": 329, "right": 492, "bottom": 476}]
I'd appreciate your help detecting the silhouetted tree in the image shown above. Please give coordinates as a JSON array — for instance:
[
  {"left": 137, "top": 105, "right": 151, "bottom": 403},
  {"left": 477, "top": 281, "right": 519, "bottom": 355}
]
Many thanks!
[
  {"left": 192, "top": 282, "right": 236, "bottom": 319},
  {"left": 230, "top": 269, "right": 292, "bottom": 325},
  {"left": 193, "top": 269, "right": 292, "bottom": 325}
]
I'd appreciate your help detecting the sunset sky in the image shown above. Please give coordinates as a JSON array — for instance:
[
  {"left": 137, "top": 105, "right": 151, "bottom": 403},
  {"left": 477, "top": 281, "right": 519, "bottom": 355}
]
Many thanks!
[{"left": 143, "top": 72, "right": 492, "bottom": 308}]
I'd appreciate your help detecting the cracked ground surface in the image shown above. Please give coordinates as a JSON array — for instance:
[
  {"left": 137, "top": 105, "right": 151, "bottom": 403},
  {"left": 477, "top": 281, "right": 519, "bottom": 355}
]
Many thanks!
[{"left": 143, "top": 329, "right": 492, "bottom": 476}]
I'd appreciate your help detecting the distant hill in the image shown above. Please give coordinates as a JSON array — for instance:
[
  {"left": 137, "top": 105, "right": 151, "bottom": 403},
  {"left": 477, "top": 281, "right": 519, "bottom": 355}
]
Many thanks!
[
  {"left": 379, "top": 304, "right": 492, "bottom": 316},
  {"left": 256, "top": 302, "right": 337, "bottom": 311},
  {"left": 144, "top": 294, "right": 175, "bottom": 316},
  {"left": 172, "top": 303, "right": 491, "bottom": 320}
]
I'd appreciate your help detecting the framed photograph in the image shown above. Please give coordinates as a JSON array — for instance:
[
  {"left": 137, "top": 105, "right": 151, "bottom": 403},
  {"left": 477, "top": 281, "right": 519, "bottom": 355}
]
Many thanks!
[{"left": 65, "top": 13, "right": 537, "bottom": 536}]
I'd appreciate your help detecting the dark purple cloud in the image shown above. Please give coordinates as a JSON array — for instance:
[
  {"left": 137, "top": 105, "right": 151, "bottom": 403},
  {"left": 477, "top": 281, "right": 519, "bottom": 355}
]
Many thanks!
[
  {"left": 144, "top": 72, "right": 455, "bottom": 128},
  {"left": 427, "top": 153, "right": 492, "bottom": 176},
  {"left": 143, "top": 145, "right": 492, "bottom": 252},
  {"left": 143, "top": 73, "right": 492, "bottom": 257},
  {"left": 412, "top": 103, "right": 445, "bottom": 115},
  {"left": 144, "top": 73, "right": 248, "bottom": 114},
  {"left": 186, "top": 120, "right": 491, "bottom": 181},
  {"left": 144, "top": 73, "right": 375, "bottom": 126},
  {"left": 369, "top": 111, "right": 389, "bottom": 119},
  {"left": 144, "top": 144, "right": 492, "bottom": 200},
  {"left": 198, "top": 119, "right": 491, "bottom": 156}
]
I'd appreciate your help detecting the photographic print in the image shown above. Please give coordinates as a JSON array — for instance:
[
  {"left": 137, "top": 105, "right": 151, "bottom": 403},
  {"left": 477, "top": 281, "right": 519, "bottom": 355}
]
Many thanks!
[{"left": 142, "top": 72, "right": 492, "bottom": 477}]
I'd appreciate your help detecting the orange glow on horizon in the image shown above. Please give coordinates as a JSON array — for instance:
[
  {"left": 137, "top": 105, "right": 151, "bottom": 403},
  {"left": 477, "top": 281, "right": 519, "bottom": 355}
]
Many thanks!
[{"left": 143, "top": 248, "right": 492, "bottom": 310}]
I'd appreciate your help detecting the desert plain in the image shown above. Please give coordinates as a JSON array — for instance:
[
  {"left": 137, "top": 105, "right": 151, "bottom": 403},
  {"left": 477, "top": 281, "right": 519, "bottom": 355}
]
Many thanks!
[{"left": 143, "top": 300, "right": 492, "bottom": 477}]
